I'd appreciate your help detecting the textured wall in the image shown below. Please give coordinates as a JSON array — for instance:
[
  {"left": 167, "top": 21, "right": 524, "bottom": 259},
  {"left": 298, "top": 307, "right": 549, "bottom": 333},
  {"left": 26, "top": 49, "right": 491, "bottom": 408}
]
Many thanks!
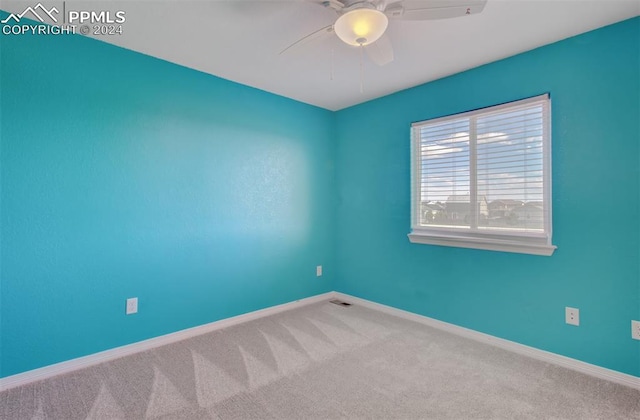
[
  {"left": 0, "top": 24, "right": 336, "bottom": 377},
  {"left": 334, "top": 18, "right": 640, "bottom": 376}
]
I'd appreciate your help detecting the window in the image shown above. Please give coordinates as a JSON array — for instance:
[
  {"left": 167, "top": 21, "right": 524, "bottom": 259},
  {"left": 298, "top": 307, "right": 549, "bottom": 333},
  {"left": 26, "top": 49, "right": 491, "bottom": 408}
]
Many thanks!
[{"left": 409, "top": 94, "right": 556, "bottom": 256}]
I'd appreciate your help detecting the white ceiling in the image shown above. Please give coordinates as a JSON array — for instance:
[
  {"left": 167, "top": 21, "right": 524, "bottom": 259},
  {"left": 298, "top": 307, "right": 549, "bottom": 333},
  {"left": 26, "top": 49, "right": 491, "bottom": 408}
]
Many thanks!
[{"left": 5, "top": 1, "right": 639, "bottom": 110}]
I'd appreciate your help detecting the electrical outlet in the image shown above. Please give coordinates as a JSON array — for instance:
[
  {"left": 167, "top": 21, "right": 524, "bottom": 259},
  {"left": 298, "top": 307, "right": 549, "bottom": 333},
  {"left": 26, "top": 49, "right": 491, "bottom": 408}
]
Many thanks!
[
  {"left": 126, "top": 297, "right": 138, "bottom": 315},
  {"left": 632, "top": 320, "right": 640, "bottom": 340},
  {"left": 565, "top": 307, "right": 579, "bottom": 326},
  {"left": 316, "top": 265, "right": 322, "bottom": 277}
]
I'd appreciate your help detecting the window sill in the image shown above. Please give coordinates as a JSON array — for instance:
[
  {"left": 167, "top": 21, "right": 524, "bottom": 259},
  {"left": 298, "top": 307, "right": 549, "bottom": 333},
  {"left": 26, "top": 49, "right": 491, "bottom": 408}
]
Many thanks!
[{"left": 408, "top": 232, "right": 557, "bottom": 256}]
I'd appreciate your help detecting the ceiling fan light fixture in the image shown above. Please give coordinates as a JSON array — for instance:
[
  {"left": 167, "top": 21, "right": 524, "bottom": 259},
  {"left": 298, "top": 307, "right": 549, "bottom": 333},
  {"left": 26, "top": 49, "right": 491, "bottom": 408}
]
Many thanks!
[{"left": 334, "top": 8, "right": 389, "bottom": 46}]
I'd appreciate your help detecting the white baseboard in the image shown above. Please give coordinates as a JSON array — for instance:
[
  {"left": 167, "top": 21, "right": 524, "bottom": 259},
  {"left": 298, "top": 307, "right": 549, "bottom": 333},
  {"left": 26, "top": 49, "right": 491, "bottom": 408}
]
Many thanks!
[
  {"left": 2, "top": 290, "right": 638, "bottom": 392},
  {"left": 0, "top": 292, "right": 335, "bottom": 392},
  {"left": 334, "top": 292, "right": 640, "bottom": 391}
]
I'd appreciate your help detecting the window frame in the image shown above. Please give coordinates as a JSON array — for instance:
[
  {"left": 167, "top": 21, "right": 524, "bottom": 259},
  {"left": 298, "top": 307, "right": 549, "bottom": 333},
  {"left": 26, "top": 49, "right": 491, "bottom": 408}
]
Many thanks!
[{"left": 408, "top": 94, "right": 556, "bottom": 256}]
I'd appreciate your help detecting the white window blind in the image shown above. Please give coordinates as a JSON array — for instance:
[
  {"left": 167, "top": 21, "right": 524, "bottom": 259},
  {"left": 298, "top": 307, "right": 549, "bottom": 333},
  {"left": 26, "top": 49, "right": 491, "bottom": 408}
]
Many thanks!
[{"left": 409, "top": 94, "right": 556, "bottom": 256}]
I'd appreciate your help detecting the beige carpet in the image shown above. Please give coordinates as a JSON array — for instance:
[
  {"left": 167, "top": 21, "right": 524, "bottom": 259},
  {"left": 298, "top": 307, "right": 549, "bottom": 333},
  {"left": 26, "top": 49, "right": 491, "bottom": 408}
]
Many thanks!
[{"left": 1, "top": 300, "right": 638, "bottom": 419}]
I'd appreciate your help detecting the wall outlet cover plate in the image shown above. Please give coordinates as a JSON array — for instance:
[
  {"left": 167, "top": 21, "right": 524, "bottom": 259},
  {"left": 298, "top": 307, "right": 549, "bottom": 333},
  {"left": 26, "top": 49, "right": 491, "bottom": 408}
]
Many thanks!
[
  {"left": 565, "top": 307, "right": 579, "bottom": 326},
  {"left": 632, "top": 320, "right": 640, "bottom": 340},
  {"left": 126, "top": 297, "right": 138, "bottom": 315}
]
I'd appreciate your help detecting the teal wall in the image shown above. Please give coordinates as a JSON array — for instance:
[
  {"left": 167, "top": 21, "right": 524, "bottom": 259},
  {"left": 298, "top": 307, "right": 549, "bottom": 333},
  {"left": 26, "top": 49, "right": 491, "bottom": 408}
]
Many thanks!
[
  {"left": 1, "top": 16, "right": 638, "bottom": 379},
  {"left": 0, "top": 23, "right": 336, "bottom": 377},
  {"left": 335, "top": 17, "right": 640, "bottom": 377}
]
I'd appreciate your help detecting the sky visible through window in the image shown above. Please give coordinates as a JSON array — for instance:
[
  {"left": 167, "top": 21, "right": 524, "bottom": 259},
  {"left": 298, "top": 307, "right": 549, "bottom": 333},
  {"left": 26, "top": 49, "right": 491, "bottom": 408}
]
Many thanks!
[{"left": 419, "top": 104, "right": 544, "bottom": 230}]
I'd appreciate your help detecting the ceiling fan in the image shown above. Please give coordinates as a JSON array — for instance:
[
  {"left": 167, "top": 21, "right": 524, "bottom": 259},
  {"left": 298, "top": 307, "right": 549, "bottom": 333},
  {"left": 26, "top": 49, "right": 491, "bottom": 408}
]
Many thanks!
[{"left": 281, "top": 0, "right": 488, "bottom": 66}]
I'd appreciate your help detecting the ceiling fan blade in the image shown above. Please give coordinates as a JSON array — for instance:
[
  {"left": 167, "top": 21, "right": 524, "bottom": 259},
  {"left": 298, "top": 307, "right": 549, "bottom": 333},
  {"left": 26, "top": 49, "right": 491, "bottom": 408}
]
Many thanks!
[
  {"left": 279, "top": 25, "right": 334, "bottom": 55},
  {"left": 365, "top": 33, "right": 394, "bottom": 66},
  {"left": 387, "top": 0, "right": 487, "bottom": 20}
]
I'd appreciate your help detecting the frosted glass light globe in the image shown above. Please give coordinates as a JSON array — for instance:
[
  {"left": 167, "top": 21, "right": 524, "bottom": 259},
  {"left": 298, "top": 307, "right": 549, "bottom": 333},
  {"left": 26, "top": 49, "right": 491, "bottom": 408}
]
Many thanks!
[{"left": 334, "top": 8, "right": 389, "bottom": 46}]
